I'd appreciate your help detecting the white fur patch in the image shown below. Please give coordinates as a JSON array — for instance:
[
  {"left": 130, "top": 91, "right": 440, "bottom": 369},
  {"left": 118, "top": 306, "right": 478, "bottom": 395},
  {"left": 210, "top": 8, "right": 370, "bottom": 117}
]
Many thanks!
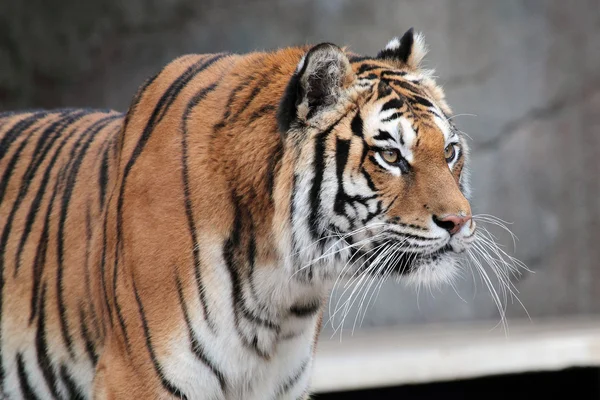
[
  {"left": 295, "top": 55, "right": 306, "bottom": 72},
  {"left": 384, "top": 37, "right": 401, "bottom": 51},
  {"left": 398, "top": 117, "right": 416, "bottom": 162},
  {"left": 407, "top": 31, "right": 428, "bottom": 68},
  {"left": 432, "top": 113, "right": 452, "bottom": 141}
]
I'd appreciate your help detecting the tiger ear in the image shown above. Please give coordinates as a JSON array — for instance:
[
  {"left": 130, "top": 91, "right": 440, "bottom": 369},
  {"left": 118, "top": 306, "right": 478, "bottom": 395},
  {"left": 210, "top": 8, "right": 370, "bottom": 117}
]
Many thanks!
[
  {"left": 376, "top": 28, "right": 428, "bottom": 69},
  {"left": 277, "top": 43, "right": 354, "bottom": 133}
]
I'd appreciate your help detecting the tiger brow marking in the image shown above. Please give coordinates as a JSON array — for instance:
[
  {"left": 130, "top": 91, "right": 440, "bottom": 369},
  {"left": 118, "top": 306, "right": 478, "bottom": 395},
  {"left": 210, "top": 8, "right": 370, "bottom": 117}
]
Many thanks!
[{"left": 373, "top": 130, "right": 394, "bottom": 142}]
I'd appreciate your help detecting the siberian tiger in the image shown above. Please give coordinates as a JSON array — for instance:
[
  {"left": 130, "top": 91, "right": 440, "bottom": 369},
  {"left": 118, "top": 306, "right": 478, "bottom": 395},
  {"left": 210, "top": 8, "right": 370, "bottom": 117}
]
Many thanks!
[{"left": 0, "top": 28, "right": 477, "bottom": 399}]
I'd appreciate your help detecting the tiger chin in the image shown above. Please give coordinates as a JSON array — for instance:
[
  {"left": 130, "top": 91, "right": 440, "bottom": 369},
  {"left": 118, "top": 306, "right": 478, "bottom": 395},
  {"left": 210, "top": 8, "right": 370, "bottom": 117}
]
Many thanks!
[{"left": 0, "top": 28, "right": 475, "bottom": 399}]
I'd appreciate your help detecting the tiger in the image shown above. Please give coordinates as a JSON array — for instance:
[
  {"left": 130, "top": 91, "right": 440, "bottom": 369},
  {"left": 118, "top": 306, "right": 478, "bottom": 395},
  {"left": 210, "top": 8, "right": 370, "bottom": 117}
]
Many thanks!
[{"left": 0, "top": 28, "right": 477, "bottom": 399}]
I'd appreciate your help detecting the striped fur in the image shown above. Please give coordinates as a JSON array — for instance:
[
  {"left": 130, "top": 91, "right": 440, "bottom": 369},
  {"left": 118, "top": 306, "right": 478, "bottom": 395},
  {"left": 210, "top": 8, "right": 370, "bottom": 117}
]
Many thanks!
[{"left": 0, "top": 29, "right": 475, "bottom": 399}]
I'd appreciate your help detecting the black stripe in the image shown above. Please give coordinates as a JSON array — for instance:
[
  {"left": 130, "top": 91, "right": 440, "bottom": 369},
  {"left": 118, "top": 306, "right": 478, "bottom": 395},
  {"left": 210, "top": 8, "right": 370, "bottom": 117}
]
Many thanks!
[
  {"left": 181, "top": 81, "right": 222, "bottom": 331},
  {"left": 133, "top": 282, "right": 187, "bottom": 399},
  {"left": 349, "top": 55, "right": 374, "bottom": 63},
  {"left": 350, "top": 112, "right": 363, "bottom": 138},
  {"left": 289, "top": 301, "right": 321, "bottom": 317},
  {"left": 357, "top": 64, "right": 382, "bottom": 75},
  {"left": 0, "top": 119, "right": 37, "bottom": 206},
  {"left": 112, "top": 287, "right": 131, "bottom": 354},
  {"left": 223, "top": 193, "right": 273, "bottom": 359},
  {"left": 361, "top": 167, "right": 377, "bottom": 192},
  {"left": 412, "top": 95, "right": 434, "bottom": 108},
  {"left": 265, "top": 140, "right": 283, "bottom": 202},
  {"left": 246, "top": 224, "right": 262, "bottom": 307},
  {"left": 381, "top": 70, "right": 407, "bottom": 78},
  {"left": 373, "top": 129, "right": 394, "bottom": 142},
  {"left": 249, "top": 104, "right": 276, "bottom": 123},
  {"left": 385, "top": 78, "right": 425, "bottom": 96},
  {"left": 60, "top": 365, "right": 85, "bottom": 400},
  {"left": 114, "top": 54, "right": 227, "bottom": 342},
  {"left": 334, "top": 138, "right": 350, "bottom": 216},
  {"left": 308, "top": 125, "right": 334, "bottom": 241},
  {"left": 273, "top": 359, "right": 309, "bottom": 399},
  {"left": 57, "top": 115, "right": 119, "bottom": 358},
  {"left": 79, "top": 305, "right": 98, "bottom": 365},
  {"left": 382, "top": 195, "right": 400, "bottom": 215},
  {"left": 231, "top": 67, "right": 276, "bottom": 122},
  {"left": 289, "top": 173, "right": 298, "bottom": 256},
  {"left": 381, "top": 98, "right": 404, "bottom": 113},
  {"left": 241, "top": 304, "right": 279, "bottom": 331},
  {"left": 0, "top": 130, "right": 37, "bottom": 301},
  {"left": 0, "top": 112, "right": 46, "bottom": 162},
  {"left": 121, "top": 72, "right": 160, "bottom": 135},
  {"left": 363, "top": 200, "right": 383, "bottom": 224},
  {"left": 29, "top": 176, "right": 61, "bottom": 324},
  {"left": 377, "top": 80, "right": 393, "bottom": 98},
  {"left": 17, "top": 353, "right": 40, "bottom": 400},
  {"left": 359, "top": 72, "right": 378, "bottom": 81},
  {"left": 98, "top": 139, "right": 110, "bottom": 210},
  {"left": 14, "top": 111, "right": 90, "bottom": 274},
  {"left": 0, "top": 113, "right": 49, "bottom": 389},
  {"left": 35, "top": 283, "right": 60, "bottom": 398},
  {"left": 174, "top": 275, "right": 227, "bottom": 392},
  {"left": 83, "top": 203, "right": 101, "bottom": 337},
  {"left": 381, "top": 112, "right": 401, "bottom": 123},
  {"left": 99, "top": 212, "right": 114, "bottom": 328},
  {"left": 213, "top": 71, "right": 256, "bottom": 132}
]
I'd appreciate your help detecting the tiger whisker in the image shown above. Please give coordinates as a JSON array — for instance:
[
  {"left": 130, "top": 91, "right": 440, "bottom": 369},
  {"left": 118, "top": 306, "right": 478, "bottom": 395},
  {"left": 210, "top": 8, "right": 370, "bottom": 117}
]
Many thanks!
[
  {"left": 334, "top": 245, "right": 395, "bottom": 338},
  {"left": 329, "top": 241, "right": 396, "bottom": 337}
]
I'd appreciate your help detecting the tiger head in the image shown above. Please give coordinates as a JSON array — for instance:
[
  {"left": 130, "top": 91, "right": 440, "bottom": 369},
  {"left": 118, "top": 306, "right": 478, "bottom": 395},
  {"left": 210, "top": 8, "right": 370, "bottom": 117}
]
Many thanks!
[{"left": 277, "top": 29, "right": 475, "bottom": 287}]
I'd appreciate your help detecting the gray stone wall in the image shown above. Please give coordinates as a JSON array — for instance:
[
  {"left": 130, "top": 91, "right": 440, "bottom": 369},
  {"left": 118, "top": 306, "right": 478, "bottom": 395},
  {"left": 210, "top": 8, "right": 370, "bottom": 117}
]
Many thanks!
[{"left": 2, "top": 0, "right": 599, "bottom": 333}]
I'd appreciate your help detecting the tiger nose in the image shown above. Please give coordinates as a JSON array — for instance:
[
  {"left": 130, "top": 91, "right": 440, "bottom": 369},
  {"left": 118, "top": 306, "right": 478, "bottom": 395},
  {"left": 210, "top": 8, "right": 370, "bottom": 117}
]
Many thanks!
[{"left": 433, "top": 214, "right": 472, "bottom": 235}]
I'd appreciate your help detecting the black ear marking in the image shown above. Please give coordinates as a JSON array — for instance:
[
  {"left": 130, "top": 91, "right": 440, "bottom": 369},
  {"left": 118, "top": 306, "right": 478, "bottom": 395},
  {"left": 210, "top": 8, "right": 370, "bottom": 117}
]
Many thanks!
[
  {"left": 277, "top": 42, "right": 353, "bottom": 134},
  {"left": 377, "top": 28, "right": 415, "bottom": 63},
  {"left": 277, "top": 68, "right": 303, "bottom": 134}
]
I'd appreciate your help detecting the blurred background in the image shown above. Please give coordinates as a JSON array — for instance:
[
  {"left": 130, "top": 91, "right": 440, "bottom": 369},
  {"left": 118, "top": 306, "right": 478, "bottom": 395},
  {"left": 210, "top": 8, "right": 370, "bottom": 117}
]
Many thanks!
[{"left": 2, "top": 0, "right": 599, "bottom": 397}]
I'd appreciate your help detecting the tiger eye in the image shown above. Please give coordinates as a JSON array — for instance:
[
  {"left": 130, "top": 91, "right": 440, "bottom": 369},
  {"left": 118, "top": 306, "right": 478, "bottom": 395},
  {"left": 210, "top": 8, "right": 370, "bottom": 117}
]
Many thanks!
[
  {"left": 381, "top": 149, "right": 400, "bottom": 164},
  {"left": 444, "top": 144, "right": 456, "bottom": 162}
]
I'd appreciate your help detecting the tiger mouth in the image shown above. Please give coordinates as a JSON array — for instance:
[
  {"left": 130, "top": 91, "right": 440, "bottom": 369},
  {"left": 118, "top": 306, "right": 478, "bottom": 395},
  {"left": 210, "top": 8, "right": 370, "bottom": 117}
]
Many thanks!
[
  {"left": 390, "top": 243, "right": 454, "bottom": 275},
  {"left": 354, "top": 242, "right": 454, "bottom": 276}
]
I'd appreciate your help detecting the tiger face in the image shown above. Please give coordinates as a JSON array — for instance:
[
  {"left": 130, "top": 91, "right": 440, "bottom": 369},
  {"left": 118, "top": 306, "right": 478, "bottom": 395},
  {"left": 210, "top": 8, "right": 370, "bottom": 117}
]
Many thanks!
[{"left": 278, "top": 29, "right": 475, "bottom": 287}]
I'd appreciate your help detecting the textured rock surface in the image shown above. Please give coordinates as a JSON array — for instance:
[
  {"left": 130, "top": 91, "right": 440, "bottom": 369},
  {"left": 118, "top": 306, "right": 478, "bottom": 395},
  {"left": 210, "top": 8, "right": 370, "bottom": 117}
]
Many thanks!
[{"left": 1, "top": 0, "right": 599, "bottom": 332}]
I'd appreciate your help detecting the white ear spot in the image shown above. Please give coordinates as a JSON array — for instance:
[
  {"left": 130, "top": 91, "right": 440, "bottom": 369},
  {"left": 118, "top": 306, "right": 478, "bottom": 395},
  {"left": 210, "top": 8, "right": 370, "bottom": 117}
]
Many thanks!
[
  {"left": 408, "top": 32, "right": 428, "bottom": 68},
  {"left": 296, "top": 55, "right": 306, "bottom": 72},
  {"left": 384, "top": 37, "right": 400, "bottom": 51}
]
